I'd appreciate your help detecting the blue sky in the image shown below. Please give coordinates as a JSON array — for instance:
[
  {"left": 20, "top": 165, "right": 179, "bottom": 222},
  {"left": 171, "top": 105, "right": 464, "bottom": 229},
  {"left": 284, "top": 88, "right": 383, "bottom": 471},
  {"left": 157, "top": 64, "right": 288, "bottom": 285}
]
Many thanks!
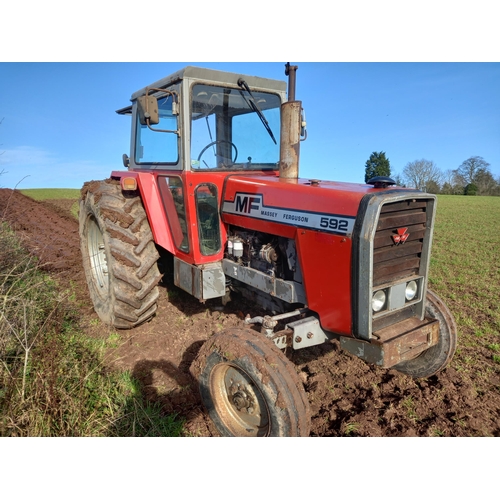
[{"left": 1, "top": 62, "right": 499, "bottom": 190}]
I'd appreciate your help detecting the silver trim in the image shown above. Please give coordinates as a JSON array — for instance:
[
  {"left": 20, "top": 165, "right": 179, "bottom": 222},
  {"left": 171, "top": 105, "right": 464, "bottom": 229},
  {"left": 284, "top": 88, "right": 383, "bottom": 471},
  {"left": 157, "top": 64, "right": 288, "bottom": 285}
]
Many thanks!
[
  {"left": 222, "top": 258, "right": 306, "bottom": 304},
  {"left": 355, "top": 192, "right": 436, "bottom": 340}
]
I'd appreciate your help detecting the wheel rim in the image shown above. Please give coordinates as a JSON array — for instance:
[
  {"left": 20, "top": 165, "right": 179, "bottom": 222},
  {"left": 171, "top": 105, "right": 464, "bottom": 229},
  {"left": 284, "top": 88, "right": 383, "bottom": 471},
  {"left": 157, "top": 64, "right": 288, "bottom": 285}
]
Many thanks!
[
  {"left": 210, "top": 363, "right": 270, "bottom": 436},
  {"left": 87, "top": 215, "right": 109, "bottom": 297}
]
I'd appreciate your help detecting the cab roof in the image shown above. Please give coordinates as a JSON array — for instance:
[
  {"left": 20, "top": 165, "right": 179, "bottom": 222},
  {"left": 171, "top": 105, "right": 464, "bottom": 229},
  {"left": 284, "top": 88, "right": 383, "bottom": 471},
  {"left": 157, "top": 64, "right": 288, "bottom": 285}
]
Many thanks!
[
  {"left": 116, "top": 66, "right": 287, "bottom": 116},
  {"left": 131, "top": 66, "right": 286, "bottom": 99}
]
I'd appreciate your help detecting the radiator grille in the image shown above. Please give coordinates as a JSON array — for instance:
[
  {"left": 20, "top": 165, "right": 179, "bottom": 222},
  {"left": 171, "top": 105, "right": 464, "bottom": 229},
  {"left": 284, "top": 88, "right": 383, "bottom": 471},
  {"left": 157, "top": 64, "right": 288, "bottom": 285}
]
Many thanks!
[{"left": 373, "top": 199, "right": 428, "bottom": 287}]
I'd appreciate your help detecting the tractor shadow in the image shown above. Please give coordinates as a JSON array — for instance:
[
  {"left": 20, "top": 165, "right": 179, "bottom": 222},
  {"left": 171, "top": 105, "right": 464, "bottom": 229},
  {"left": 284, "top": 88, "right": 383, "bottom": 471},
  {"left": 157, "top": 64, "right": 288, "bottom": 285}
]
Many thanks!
[{"left": 118, "top": 340, "right": 214, "bottom": 436}]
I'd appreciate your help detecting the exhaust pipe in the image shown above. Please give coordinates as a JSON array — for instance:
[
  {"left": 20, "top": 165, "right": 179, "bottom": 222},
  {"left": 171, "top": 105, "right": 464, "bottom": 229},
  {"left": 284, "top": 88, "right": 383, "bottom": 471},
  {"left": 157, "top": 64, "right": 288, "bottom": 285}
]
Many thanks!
[{"left": 279, "top": 63, "right": 302, "bottom": 180}]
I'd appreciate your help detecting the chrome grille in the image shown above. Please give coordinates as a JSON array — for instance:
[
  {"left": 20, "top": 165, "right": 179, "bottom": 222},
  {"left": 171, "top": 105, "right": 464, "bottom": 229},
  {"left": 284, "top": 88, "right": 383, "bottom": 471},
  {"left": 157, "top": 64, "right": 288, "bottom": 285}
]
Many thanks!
[{"left": 373, "top": 199, "right": 428, "bottom": 287}]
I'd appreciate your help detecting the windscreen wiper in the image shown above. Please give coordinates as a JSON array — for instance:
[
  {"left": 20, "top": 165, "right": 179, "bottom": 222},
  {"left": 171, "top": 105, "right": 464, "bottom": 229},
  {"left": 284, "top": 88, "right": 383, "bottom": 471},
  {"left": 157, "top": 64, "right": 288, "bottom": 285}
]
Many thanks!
[{"left": 237, "top": 78, "right": 277, "bottom": 145}]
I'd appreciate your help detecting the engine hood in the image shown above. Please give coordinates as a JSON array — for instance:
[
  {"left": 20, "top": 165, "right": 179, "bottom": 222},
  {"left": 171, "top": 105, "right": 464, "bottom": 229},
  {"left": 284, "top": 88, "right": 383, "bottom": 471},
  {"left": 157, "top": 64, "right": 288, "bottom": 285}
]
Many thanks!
[{"left": 222, "top": 174, "right": 392, "bottom": 238}]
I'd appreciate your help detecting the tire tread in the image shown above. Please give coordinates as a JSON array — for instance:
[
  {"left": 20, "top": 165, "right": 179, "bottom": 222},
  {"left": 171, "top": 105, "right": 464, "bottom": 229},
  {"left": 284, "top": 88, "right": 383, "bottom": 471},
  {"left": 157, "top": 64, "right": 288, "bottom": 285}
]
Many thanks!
[{"left": 79, "top": 179, "right": 161, "bottom": 329}]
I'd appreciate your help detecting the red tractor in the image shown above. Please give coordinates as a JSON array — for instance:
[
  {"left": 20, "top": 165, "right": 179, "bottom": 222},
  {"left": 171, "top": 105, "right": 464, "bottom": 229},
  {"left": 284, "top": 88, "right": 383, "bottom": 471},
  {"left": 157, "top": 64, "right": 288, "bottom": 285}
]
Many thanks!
[{"left": 79, "top": 64, "right": 457, "bottom": 436}]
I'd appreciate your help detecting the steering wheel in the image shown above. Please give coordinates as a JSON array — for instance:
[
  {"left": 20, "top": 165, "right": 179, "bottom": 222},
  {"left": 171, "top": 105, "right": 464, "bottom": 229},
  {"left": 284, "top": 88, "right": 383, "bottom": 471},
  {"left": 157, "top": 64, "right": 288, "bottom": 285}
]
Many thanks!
[{"left": 197, "top": 140, "right": 238, "bottom": 166}]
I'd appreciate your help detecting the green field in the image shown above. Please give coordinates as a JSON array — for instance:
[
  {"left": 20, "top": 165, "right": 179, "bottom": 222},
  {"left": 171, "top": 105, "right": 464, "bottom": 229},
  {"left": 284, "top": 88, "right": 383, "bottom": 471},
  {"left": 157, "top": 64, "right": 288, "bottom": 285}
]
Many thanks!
[
  {"left": 21, "top": 188, "right": 81, "bottom": 218},
  {"left": 20, "top": 188, "right": 80, "bottom": 200},
  {"left": 429, "top": 195, "right": 500, "bottom": 372}
]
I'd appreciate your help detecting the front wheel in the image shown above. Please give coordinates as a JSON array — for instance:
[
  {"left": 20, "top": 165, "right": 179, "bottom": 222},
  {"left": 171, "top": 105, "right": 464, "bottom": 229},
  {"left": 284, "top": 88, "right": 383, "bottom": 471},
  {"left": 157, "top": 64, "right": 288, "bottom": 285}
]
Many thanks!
[
  {"left": 394, "top": 290, "right": 457, "bottom": 378},
  {"left": 192, "top": 328, "right": 310, "bottom": 437}
]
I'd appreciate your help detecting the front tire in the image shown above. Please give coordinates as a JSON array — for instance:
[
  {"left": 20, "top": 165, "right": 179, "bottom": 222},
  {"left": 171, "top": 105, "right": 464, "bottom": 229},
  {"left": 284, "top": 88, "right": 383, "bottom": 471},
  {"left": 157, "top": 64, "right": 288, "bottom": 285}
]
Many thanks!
[
  {"left": 394, "top": 290, "right": 457, "bottom": 378},
  {"left": 192, "top": 328, "right": 311, "bottom": 437},
  {"left": 79, "top": 179, "right": 161, "bottom": 329}
]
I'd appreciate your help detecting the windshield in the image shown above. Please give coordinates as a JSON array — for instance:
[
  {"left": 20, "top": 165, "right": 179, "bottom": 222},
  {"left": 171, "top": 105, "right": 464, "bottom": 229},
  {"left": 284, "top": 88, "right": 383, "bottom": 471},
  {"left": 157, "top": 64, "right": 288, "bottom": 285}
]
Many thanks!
[{"left": 190, "top": 83, "right": 281, "bottom": 171}]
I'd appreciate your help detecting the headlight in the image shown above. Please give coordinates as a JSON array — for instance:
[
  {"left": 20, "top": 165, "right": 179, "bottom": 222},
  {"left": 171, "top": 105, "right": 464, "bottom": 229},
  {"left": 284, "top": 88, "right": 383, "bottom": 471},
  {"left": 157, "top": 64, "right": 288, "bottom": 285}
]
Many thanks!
[
  {"left": 372, "top": 290, "right": 386, "bottom": 312},
  {"left": 405, "top": 280, "right": 418, "bottom": 301}
]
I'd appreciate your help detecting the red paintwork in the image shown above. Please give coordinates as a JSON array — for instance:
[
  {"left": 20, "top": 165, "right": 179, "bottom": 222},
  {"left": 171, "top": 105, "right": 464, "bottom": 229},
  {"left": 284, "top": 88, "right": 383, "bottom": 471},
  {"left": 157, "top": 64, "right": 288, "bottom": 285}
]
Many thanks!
[
  {"left": 222, "top": 175, "right": 372, "bottom": 217},
  {"left": 112, "top": 170, "right": 176, "bottom": 255},
  {"left": 296, "top": 230, "right": 353, "bottom": 335},
  {"left": 222, "top": 175, "right": 374, "bottom": 336},
  {"left": 112, "top": 169, "right": 246, "bottom": 264},
  {"left": 111, "top": 169, "right": 384, "bottom": 337}
]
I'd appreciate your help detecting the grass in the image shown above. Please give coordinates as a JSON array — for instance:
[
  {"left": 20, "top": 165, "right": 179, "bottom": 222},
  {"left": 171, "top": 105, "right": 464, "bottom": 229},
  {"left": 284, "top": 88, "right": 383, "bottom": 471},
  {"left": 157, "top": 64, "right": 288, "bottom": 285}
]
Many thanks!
[
  {"left": 402, "top": 396, "right": 419, "bottom": 422},
  {"left": 430, "top": 427, "right": 445, "bottom": 437},
  {"left": 342, "top": 421, "right": 360, "bottom": 436},
  {"left": 429, "top": 195, "right": 500, "bottom": 373},
  {"left": 0, "top": 221, "right": 185, "bottom": 436},
  {"left": 20, "top": 188, "right": 80, "bottom": 200},
  {"left": 21, "top": 188, "right": 81, "bottom": 219}
]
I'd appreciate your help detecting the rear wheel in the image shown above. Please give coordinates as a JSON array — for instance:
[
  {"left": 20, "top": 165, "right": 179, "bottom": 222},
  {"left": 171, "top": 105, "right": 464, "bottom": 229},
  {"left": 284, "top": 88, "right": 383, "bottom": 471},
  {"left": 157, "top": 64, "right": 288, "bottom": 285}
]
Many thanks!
[
  {"left": 394, "top": 290, "right": 457, "bottom": 378},
  {"left": 79, "top": 179, "right": 161, "bottom": 329},
  {"left": 192, "top": 328, "right": 311, "bottom": 436}
]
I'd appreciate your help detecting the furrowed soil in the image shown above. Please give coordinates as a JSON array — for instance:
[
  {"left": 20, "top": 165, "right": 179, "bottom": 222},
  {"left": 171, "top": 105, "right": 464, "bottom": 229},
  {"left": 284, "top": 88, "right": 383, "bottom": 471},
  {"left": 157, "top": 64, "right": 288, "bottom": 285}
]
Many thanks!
[{"left": 1, "top": 188, "right": 499, "bottom": 437}]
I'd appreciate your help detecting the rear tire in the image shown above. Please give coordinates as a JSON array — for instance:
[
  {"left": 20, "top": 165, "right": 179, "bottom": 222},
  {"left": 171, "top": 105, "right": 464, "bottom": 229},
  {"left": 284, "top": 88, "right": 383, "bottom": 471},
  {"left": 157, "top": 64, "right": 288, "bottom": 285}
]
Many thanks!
[
  {"left": 79, "top": 179, "right": 161, "bottom": 329},
  {"left": 394, "top": 290, "right": 457, "bottom": 378},
  {"left": 192, "top": 328, "right": 311, "bottom": 437}
]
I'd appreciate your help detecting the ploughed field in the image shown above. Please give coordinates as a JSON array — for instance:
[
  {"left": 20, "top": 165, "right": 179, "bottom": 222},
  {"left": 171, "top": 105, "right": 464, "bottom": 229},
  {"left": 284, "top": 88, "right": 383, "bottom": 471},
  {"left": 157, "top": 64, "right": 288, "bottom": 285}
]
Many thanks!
[{"left": 1, "top": 188, "right": 499, "bottom": 436}]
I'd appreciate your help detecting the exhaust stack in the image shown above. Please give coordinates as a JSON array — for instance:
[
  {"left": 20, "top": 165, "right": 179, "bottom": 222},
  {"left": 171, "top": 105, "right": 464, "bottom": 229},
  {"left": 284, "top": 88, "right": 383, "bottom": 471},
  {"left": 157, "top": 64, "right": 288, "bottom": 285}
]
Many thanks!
[{"left": 279, "top": 63, "right": 302, "bottom": 180}]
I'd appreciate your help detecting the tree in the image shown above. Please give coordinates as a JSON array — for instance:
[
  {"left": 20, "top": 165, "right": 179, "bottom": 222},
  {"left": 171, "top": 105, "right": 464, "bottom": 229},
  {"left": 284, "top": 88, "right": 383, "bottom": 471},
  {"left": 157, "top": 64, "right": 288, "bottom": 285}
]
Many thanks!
[
  {"left": 392, "top": 173, "right": 406, "bottom": 187},
  {"left": 451, "top": 169, "right": 467, "bottom": 194},
  {"left": 440, "top": 168, "right": 467, "bottom": 195},
  {"left": 441, "top": 170, "right": 460, "bottom": 194},
  {"left": 441, "top": 182, "right": 453, "bottom": 195},
  {"left": 464, "top": 184, "right": 478, "bottom": 196},
  {"left": 425, "top": 179, "right": 441, "bottom": 194},
  {"left": 474, "top": 169, "right": 497, "bottom": 196},
  {"left": 364, "top": 151, "right": 391, "bottom": 183},
  {"left": 457, "top": 156, "right": 491, "bottom": 185},
  {"left": 402, "top": 159, "right": 442, "bottom": 192}
]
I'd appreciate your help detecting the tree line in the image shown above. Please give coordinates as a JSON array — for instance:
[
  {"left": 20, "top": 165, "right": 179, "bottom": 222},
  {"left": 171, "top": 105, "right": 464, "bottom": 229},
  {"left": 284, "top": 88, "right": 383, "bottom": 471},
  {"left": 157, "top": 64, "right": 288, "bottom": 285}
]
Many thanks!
[{"left": 364, "top": 152, "right": 500, "bottom": 196}]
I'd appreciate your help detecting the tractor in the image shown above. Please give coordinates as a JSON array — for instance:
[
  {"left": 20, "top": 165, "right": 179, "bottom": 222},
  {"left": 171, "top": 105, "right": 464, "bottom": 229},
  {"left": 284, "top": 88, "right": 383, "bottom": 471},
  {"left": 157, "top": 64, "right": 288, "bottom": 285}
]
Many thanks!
[{"left": 79, "top": 64, "right": 457, "bottom": 437}]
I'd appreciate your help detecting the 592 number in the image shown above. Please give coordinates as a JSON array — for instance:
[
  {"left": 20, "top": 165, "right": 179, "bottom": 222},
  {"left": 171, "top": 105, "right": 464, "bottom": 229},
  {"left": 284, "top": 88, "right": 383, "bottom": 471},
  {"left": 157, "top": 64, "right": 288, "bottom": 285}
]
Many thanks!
[{"left": 320, "top": 216, "right": 349, "bottom": 232}]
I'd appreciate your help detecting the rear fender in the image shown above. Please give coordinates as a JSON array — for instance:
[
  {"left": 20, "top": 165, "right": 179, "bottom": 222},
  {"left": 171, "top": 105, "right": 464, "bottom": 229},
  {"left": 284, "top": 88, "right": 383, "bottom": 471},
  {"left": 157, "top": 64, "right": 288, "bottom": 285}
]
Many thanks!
[{"left": 110, "top": 170, "right": 175, "bottom": 254}]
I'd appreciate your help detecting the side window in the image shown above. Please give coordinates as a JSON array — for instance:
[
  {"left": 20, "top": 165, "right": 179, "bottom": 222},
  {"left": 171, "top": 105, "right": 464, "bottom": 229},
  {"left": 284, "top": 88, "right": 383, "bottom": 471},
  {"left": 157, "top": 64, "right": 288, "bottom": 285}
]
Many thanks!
[
  {"left": 195, "top": 184, "right": 221, "bottom": 255},
  {"left": 159, "top": 176, "right": 189, "bottom": 252},
  {"left": 135, "top": 94, "right": 179, "bottom": 165}
]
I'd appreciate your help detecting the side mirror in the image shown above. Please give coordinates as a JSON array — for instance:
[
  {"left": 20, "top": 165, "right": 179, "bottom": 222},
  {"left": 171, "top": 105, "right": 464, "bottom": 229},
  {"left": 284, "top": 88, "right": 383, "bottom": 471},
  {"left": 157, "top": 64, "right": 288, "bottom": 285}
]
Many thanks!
[
  {"left": 137, "top": 95, "right": 159, "bottom": 125},
  {"left": 122, "top": 153, "right": 130, "bottom": 168}
]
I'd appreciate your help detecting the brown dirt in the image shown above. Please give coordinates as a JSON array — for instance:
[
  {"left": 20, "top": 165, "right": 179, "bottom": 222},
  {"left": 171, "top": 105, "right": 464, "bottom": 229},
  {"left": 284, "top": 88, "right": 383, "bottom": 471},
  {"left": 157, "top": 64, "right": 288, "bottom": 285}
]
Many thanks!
[{"left": 1, "top": 188, "right": 499, "bottom": 437}]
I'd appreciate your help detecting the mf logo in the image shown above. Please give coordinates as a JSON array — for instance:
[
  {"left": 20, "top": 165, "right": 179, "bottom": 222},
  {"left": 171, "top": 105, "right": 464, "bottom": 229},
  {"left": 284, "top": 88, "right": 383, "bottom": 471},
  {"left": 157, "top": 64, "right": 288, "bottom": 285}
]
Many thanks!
[
  {"left": 392, "top": 227, "right": 409, "bottom": 245},
  {"left": 235, "top": 194, "right": 262, "bottom": 214}
]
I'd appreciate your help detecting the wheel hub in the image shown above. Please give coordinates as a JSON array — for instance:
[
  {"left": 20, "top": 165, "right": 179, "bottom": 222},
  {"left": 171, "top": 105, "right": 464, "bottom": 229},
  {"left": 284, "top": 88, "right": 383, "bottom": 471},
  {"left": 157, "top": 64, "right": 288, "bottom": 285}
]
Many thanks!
[
  {"left": 88, "top": 216, "right": 109, "bottom": 293},
  {"left": 230, "top": 386, "right": 255, "bottom": 414},
  {"left": 210, "top": 364, "right": 269, "bottom": 436}
]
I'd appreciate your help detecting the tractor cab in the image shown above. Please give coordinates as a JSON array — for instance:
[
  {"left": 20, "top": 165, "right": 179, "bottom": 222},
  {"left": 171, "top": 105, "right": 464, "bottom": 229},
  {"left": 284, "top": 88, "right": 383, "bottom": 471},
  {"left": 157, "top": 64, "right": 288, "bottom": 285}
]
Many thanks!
[{"left": 117, "top": 66, "right": 287, "bottom": 173}]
